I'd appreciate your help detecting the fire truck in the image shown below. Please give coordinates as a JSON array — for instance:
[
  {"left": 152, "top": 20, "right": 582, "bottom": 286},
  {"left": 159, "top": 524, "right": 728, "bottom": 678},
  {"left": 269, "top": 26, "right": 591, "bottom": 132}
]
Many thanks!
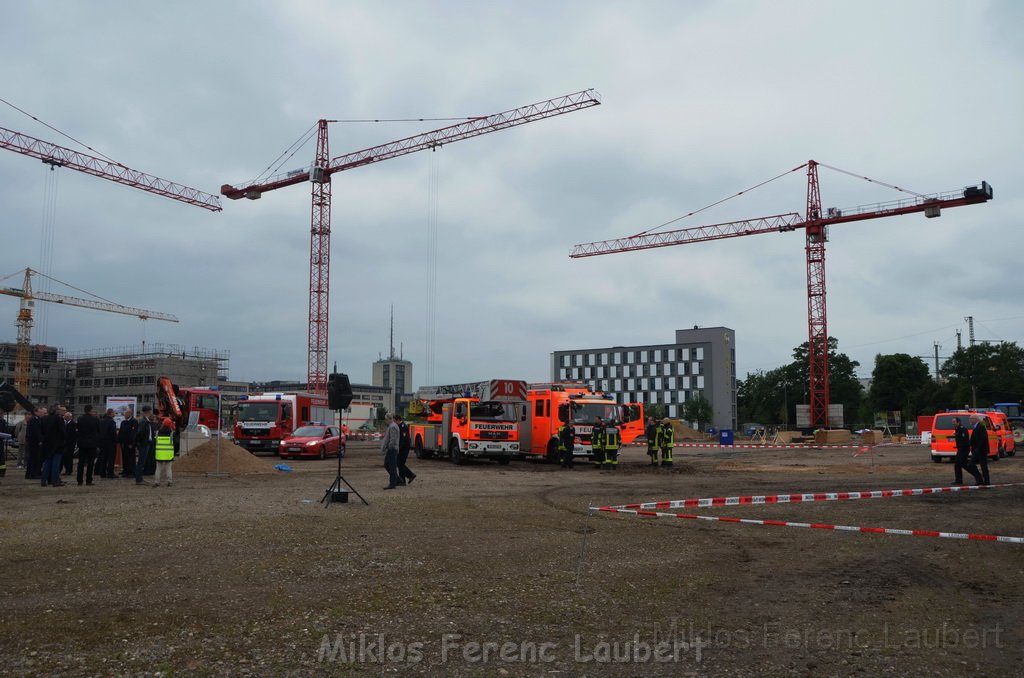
[
  {"left": 521, "top": 383, "right": 645, "bottom": 462},
  {"left": 409, "top": 379, "right": 527, "bottom": 465},
  {"left": 233, "top": 391, "right": 332, "bottom": 454}
]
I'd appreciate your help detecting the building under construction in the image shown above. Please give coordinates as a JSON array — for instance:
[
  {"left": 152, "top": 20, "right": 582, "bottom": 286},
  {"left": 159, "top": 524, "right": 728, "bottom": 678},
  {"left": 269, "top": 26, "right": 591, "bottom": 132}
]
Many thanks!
[{"left": 0, "top": 342, "right": 228, "bottom": 411}]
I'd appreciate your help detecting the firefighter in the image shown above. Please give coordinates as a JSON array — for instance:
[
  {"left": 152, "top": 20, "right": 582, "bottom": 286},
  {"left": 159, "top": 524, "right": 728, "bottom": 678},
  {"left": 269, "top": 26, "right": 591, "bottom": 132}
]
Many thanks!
[
  {"left": 644, "top": 416, "right": 658, "bottom": 466},
  {"left": 591, "top": 416, "right": 606, "bottom": 469},
  {"left": 604, "top": 419, "right": 621, "bottom": 470},
  {"left": 657, "top": 418, "right": 674, "bottom": 467},
  {"left": 557, "top": 422, "right": 575, "bottom": 468}
]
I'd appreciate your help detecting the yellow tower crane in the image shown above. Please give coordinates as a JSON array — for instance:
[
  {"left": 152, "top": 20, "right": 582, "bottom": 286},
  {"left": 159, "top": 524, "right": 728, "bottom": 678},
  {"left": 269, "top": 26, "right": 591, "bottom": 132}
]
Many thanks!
[{"left": 0, "top": 267, "right": 178, "bottom": 401}]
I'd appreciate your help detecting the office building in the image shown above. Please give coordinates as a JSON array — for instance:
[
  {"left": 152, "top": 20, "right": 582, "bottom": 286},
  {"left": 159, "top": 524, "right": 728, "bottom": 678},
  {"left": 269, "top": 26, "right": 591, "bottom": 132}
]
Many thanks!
[{"left": 551, "top": 326, "right": 737, "bottom": 430}]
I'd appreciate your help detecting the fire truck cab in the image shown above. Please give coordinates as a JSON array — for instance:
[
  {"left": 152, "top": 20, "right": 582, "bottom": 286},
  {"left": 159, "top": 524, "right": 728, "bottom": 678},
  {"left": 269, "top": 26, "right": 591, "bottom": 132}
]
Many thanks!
[
  {"left": 233, "top": 392, "right": 332, "bottom": 455},
  {"left": 409, "top": 379, "right": 527, "bottom": 465},
  {"left": 522, "top": 383, "right": 644, "bottom": 462}
]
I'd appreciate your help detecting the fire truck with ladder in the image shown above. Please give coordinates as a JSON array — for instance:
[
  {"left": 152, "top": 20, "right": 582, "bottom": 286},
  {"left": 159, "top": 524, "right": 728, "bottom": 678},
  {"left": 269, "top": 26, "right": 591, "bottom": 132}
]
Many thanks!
[
  {"left": 409, "top": 379, "right": 527, "bottom": 465},
  {"left": 233, "top": 391, "right": 332, "bottom": 454},
  {"left": 522, "top": 383, "right": 645, "bottom": 462}
]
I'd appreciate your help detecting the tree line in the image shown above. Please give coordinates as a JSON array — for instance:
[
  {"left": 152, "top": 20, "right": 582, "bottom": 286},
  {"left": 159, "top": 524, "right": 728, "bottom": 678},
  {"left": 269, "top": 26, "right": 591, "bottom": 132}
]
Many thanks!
[{"left": 738, "top": 337, "right": 1024, "bottom": 429}]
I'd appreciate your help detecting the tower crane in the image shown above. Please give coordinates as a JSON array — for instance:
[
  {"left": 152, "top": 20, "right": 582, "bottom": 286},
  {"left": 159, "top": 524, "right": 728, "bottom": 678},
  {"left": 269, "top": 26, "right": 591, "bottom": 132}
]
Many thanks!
[
  {"left": 570, "top": 160, "right": 993, "bottom": 428},
  {"left": 0, "top": 268, "right": 178, "bottom": 401},
  {"left": 0, "top": 125, "right": 222, "bottom": 211},
  {"left": 221, "top": 89, "right": 601, "bottom": 394}
]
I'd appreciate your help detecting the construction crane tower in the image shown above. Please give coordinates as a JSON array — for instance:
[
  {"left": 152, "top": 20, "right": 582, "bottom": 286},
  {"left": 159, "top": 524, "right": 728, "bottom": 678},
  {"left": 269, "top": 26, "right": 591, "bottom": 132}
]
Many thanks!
[
  {"left": 221, "top": 89, "right": 601, "bottom": 394},
  {"left": 571, "top": 160, "right": 993, "bottom": 428},
  {"left": 0, "top": 268, "right": 178, "bottom": 401}
]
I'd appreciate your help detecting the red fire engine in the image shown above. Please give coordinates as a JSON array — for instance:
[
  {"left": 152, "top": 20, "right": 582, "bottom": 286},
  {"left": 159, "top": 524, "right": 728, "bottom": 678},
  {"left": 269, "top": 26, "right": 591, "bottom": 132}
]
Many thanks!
[
  {"left": 233, "top": 391, "right": 332, "bottom": 455},
  {"left": 409, "top": 379, "right": 527, "bottom": 465},
  {"left": 522, "top": 383, "right": 645, "bottom": 462}
]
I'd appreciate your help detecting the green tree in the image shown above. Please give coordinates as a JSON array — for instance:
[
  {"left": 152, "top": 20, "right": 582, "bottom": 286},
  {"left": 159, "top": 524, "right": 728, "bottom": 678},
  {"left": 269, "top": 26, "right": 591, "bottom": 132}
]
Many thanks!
[
  {"left": 683, "top": 394, "right": 713, "bottom": 431},
  {"left": 788, "top": 337, "right": 863, "bottom": 426},
  {"left": 375, "top": 406, "right": 388, "bottom": 424},
  {"left": 941, "top": 342, "right": 1024, "bottom": 407},
  {"left": 737, "top": 366, "right": 800, "bottom": 427},
  {"left": 867, "top": 353, "right": 932, "bottom": 420}
]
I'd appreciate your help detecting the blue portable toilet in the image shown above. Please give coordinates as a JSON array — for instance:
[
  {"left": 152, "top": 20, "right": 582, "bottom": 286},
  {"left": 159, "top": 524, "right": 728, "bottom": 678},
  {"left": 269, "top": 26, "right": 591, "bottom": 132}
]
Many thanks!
[{"left": 719, "top": 428, "right": 734, "bottom": 446}]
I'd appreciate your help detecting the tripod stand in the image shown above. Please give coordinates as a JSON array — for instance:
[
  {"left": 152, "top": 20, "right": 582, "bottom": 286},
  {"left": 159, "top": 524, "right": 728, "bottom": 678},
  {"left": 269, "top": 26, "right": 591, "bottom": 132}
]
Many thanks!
[{"left": 321, "top": 448, "right": 368, "bottom": 506}]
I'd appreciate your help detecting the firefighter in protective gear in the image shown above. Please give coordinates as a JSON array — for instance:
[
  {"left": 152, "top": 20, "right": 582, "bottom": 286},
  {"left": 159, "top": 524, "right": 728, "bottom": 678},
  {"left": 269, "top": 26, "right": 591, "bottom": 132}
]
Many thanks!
[
  {"left": 591, "top": 416, "right": 606, "bottom": 469},
  {"left": 644, "top": 417, "right": 658, "bottom": 466},
  {"left": 656, "top": 418, "right": 674, "bottom": 467},
  {"left": 603, "top": 420, "right": 621, "bottom": 470},
  {"left": 557, "top": 423, "right": 575, "bottom": 468}
]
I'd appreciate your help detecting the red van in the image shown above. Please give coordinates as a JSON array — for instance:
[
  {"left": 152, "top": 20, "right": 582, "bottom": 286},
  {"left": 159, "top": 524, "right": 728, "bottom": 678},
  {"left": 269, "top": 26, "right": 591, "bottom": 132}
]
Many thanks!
[{"left": 929, "top": 412, "right": 1001, "bottom": 463}]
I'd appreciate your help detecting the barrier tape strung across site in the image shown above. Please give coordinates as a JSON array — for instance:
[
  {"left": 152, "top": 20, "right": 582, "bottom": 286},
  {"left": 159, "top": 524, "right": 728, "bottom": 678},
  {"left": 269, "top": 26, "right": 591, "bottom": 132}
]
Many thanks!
[
  {"left": 594, "top": 483, "right": 1024, "bottom": 544},
  {"left": 625, "top": 442, "right": 915, "bottom": 449}
]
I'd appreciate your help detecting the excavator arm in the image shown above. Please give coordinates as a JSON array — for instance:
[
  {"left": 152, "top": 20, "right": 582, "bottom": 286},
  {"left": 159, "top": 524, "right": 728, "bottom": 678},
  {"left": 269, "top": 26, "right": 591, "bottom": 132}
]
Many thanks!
[
  {"left": 0, "top": 379, "right": 36, "bottom": 413},
  {"left": 156, "top": 376, "right": 185, "bottom": 431}
]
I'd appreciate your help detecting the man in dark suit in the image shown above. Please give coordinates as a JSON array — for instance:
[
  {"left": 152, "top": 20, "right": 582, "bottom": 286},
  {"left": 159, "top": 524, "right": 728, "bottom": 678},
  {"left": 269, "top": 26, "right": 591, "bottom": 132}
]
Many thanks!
[
  {"left": 952, "top": 416, "right": 980, "bottom": 485},
  {"left": 61, "top": 409, "right": 77, "bottom": 476},
  {"left": 118, "top": 408, "right": 139, "bottom": 478},
  {"left": 97, "top": 408, "right": 118, "bottom": 479},
  {"left": 76, "top": 405, "right": 101, "bottom": 486},
  {"left": 40, "top": 405, "right": 66, "bottom": 487},
  {"left": 134, "top": 405, "right": 155, "bottom": 485},
  {"left": 25, "top": 407, "right": 43, "bottom": 480},
  {"left": 969, "top": 418, "right": 991, "bottom": 486}
]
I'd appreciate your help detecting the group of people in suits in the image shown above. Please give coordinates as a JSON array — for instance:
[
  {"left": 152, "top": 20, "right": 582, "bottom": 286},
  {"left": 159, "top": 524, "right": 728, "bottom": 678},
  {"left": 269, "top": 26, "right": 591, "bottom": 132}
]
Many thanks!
[{"left": 952, "top": 416, "right": 992, "bottom": 486}]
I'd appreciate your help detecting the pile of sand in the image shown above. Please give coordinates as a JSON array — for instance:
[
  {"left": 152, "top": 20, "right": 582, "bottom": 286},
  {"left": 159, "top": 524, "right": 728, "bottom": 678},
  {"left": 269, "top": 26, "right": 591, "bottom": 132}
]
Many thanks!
[{"left": 174, "top": 439, "right": 276, "bottom": 475}]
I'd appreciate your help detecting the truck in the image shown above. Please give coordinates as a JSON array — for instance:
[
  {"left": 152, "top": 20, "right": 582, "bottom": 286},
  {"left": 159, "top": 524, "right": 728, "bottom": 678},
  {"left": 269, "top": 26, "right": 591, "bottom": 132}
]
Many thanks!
[
  {"left": 233, "top": 391, "right": 332, "bottom": 455},
  {"left": 991, "top": 403, "right": 1024, "bottom": 446},
  {"left": 409, "top": 379, "right": 527, "bottom": 465},
  {"left": 521, "top": 383, "right": 645, "bottom": 462}
]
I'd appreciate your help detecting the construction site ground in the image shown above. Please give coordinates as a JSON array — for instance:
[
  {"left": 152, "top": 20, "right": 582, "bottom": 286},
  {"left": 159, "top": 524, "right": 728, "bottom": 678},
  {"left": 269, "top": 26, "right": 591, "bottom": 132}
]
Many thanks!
[{"left": 2, "top": 440, "right": 1022, "bottom": 677}]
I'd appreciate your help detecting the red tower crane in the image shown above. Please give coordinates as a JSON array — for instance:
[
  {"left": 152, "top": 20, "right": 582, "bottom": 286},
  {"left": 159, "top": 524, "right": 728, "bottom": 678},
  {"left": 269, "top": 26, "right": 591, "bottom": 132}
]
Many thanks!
[
  {"left": 570, "top": 160, "right": 993, "bottom": 428},
  {"left": 221, "top": 89, "right": 601, "bottom": 394},
  {"left": 0, "top": 125, "right": 222, "bottom": 211}
]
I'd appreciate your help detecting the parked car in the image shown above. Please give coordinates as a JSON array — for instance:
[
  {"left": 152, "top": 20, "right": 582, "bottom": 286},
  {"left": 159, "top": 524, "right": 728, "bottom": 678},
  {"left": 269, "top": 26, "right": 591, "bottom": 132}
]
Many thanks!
[
  {"left": 929, "top": 412, "right": 1002, "bottom": 463},
  {"left": 278, "top": 425, "right": 346, "bottom": 460}
]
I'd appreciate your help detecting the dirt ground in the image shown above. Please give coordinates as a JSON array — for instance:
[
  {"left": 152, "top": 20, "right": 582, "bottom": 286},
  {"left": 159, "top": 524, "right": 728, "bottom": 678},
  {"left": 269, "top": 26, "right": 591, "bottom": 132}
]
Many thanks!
[{"left": 2, "top": 441, "right": 1022, "bottom": 677}]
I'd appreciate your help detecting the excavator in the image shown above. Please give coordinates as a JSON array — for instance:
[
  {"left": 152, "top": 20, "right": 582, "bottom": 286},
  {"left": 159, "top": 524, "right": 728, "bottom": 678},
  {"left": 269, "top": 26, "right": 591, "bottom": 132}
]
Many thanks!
[{"left": 0, "top": 379, "right": 36, "bottom": 415}]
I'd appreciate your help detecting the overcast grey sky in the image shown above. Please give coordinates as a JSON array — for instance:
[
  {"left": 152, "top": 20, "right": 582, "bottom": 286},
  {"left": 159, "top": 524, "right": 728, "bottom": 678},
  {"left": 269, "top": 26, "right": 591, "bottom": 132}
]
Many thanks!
[{"left": 2, "top": 0, "right": 1021, "bottom": 388}]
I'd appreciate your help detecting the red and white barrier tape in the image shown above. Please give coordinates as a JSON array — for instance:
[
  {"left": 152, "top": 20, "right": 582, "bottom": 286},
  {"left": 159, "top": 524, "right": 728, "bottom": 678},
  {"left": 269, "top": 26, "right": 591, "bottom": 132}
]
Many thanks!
[
  {"left": 595, "top": 483, "right": 1024, "bottom": 544},
  {"left": 628, "top": 442, "right": 926, "bottom": 449},
  {"left": 629, "top": 443, "right": 863, "bottom": 449}
]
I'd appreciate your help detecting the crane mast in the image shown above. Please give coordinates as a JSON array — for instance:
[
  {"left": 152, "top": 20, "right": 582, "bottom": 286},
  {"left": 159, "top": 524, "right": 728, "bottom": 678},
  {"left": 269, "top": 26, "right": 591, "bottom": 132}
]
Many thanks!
[
  {"left": 571, "top": 160, "right": 993, "bottom": 428},
  {"left": 222, "top": 89, "right": 601, "bottom": 394}
]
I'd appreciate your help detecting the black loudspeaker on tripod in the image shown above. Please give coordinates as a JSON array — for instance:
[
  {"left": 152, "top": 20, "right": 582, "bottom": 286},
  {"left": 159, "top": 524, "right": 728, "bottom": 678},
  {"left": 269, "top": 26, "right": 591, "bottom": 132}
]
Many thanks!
[{"left": 322, "top": 371, "right": 367, "bottom": 506}]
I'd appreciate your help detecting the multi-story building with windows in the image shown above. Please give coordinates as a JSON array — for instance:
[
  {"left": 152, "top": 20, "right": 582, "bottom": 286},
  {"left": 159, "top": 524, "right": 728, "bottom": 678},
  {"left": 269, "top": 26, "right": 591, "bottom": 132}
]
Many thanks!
[
  {"left": 64, "top": 344, "right": 229, "bottom": 411},
  {"left": 0, "top": 342, "right": 63, "bottom": 406},
  {"left": 372, "top": 355, "right": 412, "bottom": 415},
  {"left": 551, "top": 326, "right": 736, "bottom": 430},
  {"left": 1, "top": 342, "right": 229, "bottom": 415}
]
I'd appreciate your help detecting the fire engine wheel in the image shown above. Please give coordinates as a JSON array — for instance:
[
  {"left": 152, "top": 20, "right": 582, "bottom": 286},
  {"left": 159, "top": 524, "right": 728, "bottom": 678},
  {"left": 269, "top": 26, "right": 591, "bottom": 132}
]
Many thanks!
[
  {"left": 450, "top": 440, "right": 467, "bottom": 465},
  {"left": 546, "top": 440, "right": 559, "bottom": 464},
  {"left": 414, "top": 437, "right": 433, "bottom": 460},
  {"left": 319, "top": 446, "right": 326, "bottom": 460}
]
